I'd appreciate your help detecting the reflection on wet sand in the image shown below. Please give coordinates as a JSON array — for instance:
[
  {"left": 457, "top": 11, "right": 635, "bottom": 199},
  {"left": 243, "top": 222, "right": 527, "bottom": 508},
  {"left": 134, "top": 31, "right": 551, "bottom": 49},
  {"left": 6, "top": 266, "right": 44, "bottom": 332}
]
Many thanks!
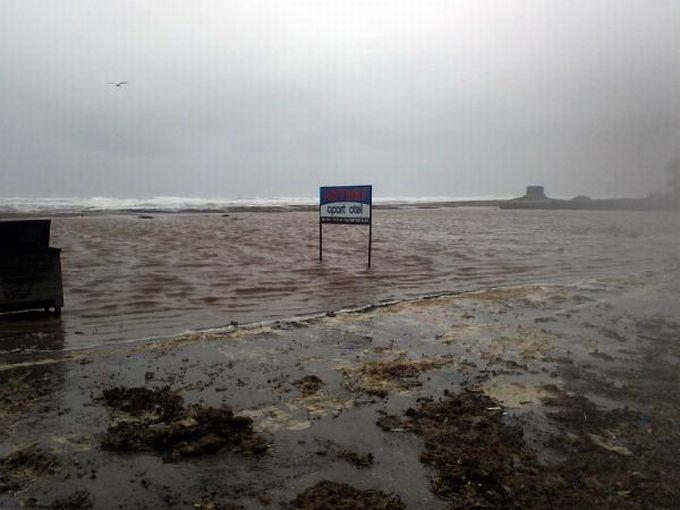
[
  {"left": 0, "top": 312, "right": 65, "bottom": 352},
  {"left": 0, "top": 317, "right": 66, "bottom": 443}
]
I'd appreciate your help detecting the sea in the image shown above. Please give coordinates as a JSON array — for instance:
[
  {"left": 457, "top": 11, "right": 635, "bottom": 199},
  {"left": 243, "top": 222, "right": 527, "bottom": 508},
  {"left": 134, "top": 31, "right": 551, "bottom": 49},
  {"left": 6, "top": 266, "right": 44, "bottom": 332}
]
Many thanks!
[{"left": 1, "top": 196, "right": 679, "bottom": 352}]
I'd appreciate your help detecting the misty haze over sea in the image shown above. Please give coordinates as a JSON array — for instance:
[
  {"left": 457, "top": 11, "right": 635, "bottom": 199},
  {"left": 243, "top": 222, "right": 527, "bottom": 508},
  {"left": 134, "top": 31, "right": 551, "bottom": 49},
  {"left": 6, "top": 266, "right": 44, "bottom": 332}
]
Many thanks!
[{"left": 2, "top": 1, "right": 679, "bottom": 200}]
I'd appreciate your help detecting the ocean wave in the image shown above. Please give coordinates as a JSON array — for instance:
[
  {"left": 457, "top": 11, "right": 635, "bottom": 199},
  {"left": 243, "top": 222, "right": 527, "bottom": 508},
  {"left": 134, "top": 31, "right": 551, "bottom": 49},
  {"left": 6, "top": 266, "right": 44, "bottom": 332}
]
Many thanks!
[{"left": 0, "top": 195, "right": 507, "bottom": 213}]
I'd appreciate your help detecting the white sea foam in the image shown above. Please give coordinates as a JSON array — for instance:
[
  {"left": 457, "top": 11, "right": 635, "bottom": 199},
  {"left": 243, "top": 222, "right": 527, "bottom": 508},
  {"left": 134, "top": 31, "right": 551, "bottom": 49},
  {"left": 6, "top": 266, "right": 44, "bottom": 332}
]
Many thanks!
[{"left": 0, "top": 195, "right": 507, "bottom": 213}]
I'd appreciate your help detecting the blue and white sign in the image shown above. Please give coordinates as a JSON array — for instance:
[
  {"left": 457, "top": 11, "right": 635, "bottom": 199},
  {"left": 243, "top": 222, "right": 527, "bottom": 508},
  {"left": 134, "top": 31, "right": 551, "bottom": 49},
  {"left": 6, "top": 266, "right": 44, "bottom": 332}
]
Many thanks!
[{"left": 319, "top": 185, "right": 372, "bottom": 225}]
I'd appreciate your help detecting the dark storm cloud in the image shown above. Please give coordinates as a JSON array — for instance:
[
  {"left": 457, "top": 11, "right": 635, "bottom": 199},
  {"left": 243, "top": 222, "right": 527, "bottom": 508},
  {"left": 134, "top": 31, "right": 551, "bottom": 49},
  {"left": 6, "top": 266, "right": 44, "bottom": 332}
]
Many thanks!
[{"left": 1, "top": 0, "right": 679, "bottom": 198}]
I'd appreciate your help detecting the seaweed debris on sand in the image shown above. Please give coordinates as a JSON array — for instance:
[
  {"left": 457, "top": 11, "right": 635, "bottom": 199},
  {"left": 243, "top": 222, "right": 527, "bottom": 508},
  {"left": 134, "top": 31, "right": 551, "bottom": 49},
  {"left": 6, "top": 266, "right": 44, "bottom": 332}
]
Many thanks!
[
  {"left": 402, "top": 387, "right": 680, "bottom": 509},
  {"left": 376, "top": 414, "right": 405, "bottom": 432},
  {"left": 343, "top": 355, "right": 454, "bottom": 398},
  {"left": 291, "top": 480, "right": 405, "bottom": 510},
  {"left": 293, "top": 375, "right": 324, "bottom": 396},
  {"left": 100, "top": 386, "right": 184, "bottom": 420},
  {"left": 402, "top": 391, "right": 548, "bottom": 508},
  {"left": 99, "top": 387, "right": 268, "bottom": 459},
  {"left": 0, "top": 444, "right": 58, "bottom": 493},
  {"left": 335, "top": 448, "right": 374, "bottom": 469}
]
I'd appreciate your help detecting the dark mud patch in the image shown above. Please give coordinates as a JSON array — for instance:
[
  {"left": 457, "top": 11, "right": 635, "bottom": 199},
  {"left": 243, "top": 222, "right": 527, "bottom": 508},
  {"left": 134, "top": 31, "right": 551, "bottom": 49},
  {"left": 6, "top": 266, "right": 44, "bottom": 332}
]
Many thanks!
[
  {"left": 542, "top": 384, "right": 639, "bottom": 435},
  {"left": 318, "top": 441, "right": 374, "bottom": 468},
  {"left": 336, "top": 449, "right": 374, "bottom": 468},
  {"left": 99, "top": 387, "right": 267, "bottom": 460},
  {"left": 290, "top": 480, "right": 405, "bottom": 510},
  {"left": 0, "top": 444, "right": 58, "bottom": 493},
  {"left": 48, "top": 490, "right": 93, "bottom": 509},
  {"left": 293, "top": 375, "right": 324, "bottom": 396},
  {"left": 193, "top": 496, "right": 243, "bottom": 510},
  {"left": 375, "top": 414, "right": 405, "bottom": 432},
  {"left": 588, "top": 349, "right": 615, "bottom": 361},
  {"left": 541, "top": 385, "right": 680, "bottom": 507},
  {"left": 100, "top": 386, "right": 184, "bottom": 420},
  {"left": 635, "top": 315, "right": 680, "bottom": 339}
]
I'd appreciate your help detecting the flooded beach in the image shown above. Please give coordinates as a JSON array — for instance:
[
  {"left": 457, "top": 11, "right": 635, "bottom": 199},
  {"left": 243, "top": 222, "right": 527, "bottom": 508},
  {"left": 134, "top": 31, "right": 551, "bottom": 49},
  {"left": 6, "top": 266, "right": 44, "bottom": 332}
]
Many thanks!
[
  {"left": 2, "top": 207, "right": 679, "bottom": 351},
  {"left": 1, "top": 207, "right": 680, "bottom": 508},
  {"left": 3, "top": 0, "right": 680, "bottom": 506},
  {"left": 1, "top": 264, "right": 680, "bottom": 508}
]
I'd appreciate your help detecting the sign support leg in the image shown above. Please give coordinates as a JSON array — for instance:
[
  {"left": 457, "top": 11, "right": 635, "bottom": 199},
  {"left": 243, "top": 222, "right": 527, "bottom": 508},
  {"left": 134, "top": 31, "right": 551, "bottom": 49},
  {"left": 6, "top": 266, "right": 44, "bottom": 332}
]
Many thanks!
[
  {"left": 319, "top": 221, "right": 323, "bottom": 262},
  {"left": 368, "top": 221, "right": 372, "bottom": 268}
]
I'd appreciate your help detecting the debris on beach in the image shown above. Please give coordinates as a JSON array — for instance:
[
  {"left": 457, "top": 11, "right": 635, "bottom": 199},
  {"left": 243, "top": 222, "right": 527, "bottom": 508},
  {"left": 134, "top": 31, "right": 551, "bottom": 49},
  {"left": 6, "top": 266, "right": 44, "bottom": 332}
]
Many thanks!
[
  {"left": 482, "top": 376, "right": 557, "bottom": 407},
  {"left": 0, "top": 444, "right": 58, "bottom": 493},
  {"left": 193, "top": 496, "right": 243, "bottom": 510},
  {"left": 586, "top": 433, "right": 633, "bottom": 456},
  {"left": 341, "top": 355, "right": 455, "bottom": 397},
  {"left": 634, "top": 315, "right": 680, "bottom": 338},
  {"left": 99, "top": 386, "right": 268, "bottom": 459},
  {"left": 375, "top": 414, "right": 405, "bottom": 432},
  {"left": 243, "top": 393, "right": 352, "bottom": 432},
  {"left": 48, "top": 490, "right": 93, "bottom": 509},
  {"left": 290, "top": 481, "right": 405, "bottom": 510},
  {"left": 100, "top": 386, "right": 184, "bottom": 420},
  {"left": 239, "top": 405, "right": 311, "bottom": 432},
  {"left": 402, "top": 391, "right": 546, "bottom": 508},
  {"left": 480, "top": 326, "right": 555, "bottom": 364},
  {"left": 3, "top": 271, "right": 680, "bottom": 508},
  {"left": 542, "top": 385, "right": 639, "bottom": 434},
  {"left": 401, "top": 385, "right": 680, "bottom": 509},
  {"left": 293, "top": 375, "right": 324, "bottom": 396},
  {"left": 0, "top": 367, "right": 61, "bottom": 429},
  {"left": 335, "top": 448, "right": 374, "bottom": 468},
  {"left": 437, "top": 322, "right": 501, "bottom": 346}
]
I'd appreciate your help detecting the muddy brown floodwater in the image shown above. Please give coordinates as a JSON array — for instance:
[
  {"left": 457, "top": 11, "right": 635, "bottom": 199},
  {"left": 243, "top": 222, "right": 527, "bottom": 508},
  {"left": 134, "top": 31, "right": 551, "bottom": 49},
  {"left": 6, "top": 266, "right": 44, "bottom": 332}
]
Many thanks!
[{"left": 2, "top": 208, "right": 679, "bottom": 350}]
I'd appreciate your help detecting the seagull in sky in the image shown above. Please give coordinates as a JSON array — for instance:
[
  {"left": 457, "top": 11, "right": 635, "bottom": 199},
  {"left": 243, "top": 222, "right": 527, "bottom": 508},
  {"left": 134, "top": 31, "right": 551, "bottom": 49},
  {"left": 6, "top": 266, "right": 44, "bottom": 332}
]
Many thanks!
[{"left": 108, "top": 81, "right": 128, "bottom": 88}]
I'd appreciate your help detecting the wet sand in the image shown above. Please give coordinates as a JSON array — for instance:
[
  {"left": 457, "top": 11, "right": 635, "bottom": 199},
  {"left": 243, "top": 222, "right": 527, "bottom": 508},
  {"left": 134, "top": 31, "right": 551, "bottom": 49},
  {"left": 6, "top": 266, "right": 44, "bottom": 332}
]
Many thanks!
[
  {"left": 1, "top": 268, "right": 680, "bottom": 508},
  {"left": 2, "top": 207, "right": 680, "bottom": 350}
]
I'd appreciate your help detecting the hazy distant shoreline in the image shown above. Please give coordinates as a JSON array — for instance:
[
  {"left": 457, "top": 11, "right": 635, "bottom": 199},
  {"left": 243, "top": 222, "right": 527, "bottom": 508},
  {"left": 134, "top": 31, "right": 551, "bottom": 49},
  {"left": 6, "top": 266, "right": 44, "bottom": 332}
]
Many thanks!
[
  {"left": 2, "top": 193, "right": 676, "bottom": 219},
  {"left": 0, "top": 198, "right": 503, "bottom": 218}
]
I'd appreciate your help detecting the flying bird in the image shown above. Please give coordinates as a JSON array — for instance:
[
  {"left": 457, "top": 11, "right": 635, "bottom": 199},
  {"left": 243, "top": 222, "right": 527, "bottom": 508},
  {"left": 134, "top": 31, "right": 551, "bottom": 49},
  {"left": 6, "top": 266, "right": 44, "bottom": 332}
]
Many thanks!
[{"left": 108, "top": 81, "right": 128, "bottom": 88}]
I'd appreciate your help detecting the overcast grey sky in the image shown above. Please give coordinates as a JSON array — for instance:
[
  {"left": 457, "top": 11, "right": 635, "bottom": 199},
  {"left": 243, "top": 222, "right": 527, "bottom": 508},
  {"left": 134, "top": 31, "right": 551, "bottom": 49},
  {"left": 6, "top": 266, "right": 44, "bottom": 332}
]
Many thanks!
[{"left": 1, "top": 0, "right": 679, "bottom": 199}]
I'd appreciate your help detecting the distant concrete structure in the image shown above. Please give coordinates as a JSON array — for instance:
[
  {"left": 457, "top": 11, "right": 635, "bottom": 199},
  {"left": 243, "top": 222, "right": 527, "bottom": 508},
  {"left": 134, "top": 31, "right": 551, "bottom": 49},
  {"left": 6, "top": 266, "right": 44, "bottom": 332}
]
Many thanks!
[
  {"left": 501, "top": 184, "right": 678, "bottom": 211},
  {"left": 668, "top": 160, "right": 680, "bottom": 196},
  {"left": 501, "top": 160, "right": 680, "bottom": 211},
  {"left": 525, "top": 186, "right": 546, "bottom": 201}
]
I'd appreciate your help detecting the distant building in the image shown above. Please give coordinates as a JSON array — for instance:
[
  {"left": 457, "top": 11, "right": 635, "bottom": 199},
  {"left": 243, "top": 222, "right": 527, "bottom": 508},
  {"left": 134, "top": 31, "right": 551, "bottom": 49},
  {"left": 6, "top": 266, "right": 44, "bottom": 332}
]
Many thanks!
[
  {"left": 501, "top": 183, "right": 678, "bottom": 211},
  {"left": 525, "top": 186, "right": 546, "bottom": 201},
  {"left": 670, "top": 169, "right": 680, "bottom": 196}
]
